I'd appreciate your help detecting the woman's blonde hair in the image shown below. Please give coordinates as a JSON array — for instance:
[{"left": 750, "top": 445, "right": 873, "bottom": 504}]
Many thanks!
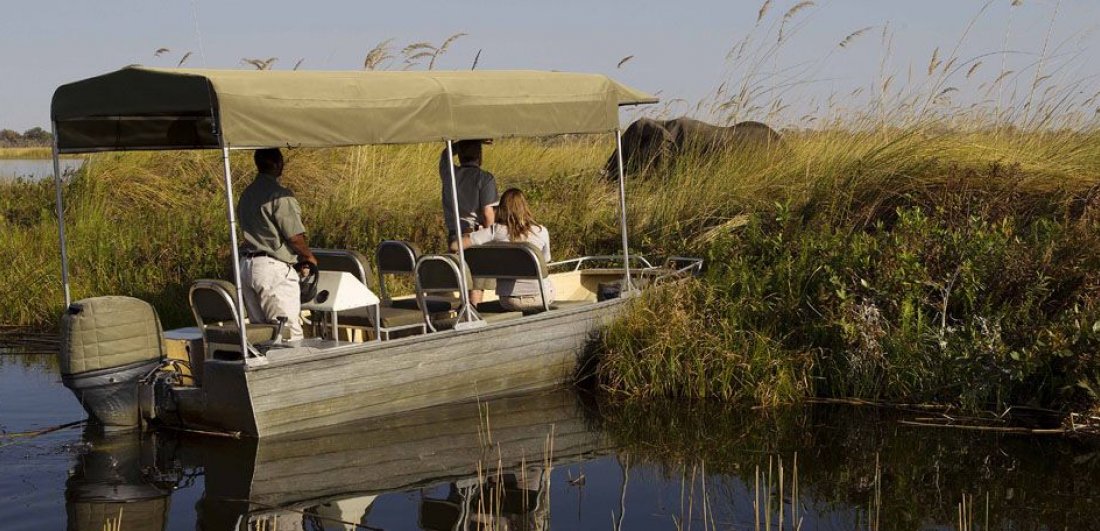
[{"left": 497, "top": 188, "right": 539, "bottom": 241}]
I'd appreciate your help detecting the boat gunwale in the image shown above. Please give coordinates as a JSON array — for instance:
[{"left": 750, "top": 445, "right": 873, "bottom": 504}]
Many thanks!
[{"left": 242, "top": 294, "right": 635, "bottom": 371}]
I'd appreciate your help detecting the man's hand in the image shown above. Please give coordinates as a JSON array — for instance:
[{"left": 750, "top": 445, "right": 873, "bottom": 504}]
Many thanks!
[
  {"left": 449, "top": 234, "right": 474, "bottom": 252},
  {"left": 287, "top": 233, "right": 317, "bottom": 275}
]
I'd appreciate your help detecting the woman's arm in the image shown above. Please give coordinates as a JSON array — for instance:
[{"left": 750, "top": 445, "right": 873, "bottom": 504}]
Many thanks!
[{"left": 541, "top": 226, "right": 552, "bottom": 262}]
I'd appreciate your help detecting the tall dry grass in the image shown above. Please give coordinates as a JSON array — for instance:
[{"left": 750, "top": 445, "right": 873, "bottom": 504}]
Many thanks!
[{"left": 0, "top": 147, "right": 54, "bottom": 159}]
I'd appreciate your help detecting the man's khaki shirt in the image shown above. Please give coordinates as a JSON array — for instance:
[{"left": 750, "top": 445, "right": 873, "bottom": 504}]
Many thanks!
[{"left": 237, "top": 173, "right": 306, "bottom": 264}]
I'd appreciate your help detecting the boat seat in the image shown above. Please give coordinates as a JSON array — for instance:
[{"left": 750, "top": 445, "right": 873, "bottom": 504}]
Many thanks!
[
  {"left": 378, "top": 240, "right": 460, "bottom": 313},
  {"left": 313, "top": 248, "right": 372, "bottom": 285},
  {"left": 465, "top": 241, "right": 554, "bottom": 314},
  {"left": 189, "top": 279, "right": 284, "bottom": 361},
  {"left": 550, "top": 300, "right": 591, "bottom": 311},
  {"left": 312, "top": 247, "right": 428, "bottom": 340},
  {"left": 339, "top": 306, "right": 428, "bottom": 329},
  {"left": 430, "top": 309, "right": 522, "bottom": 330},
  {"left": 474, "top": 300, "right": 524, "bottom": 319},
  {"left": 389, "top": 297, "right": 454, "bottom": 313},
  {"left": 204, "top": 324, "right": 280, "bottom": 345},
  {"left": 414, "top": 254, "right": 481, "bottom": 332}
]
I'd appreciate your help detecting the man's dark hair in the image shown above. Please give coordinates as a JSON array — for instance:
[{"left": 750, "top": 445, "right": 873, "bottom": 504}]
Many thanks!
[
  {"left": 454, "top": 140, "right": 482, "bottom": 165},
  {"left": 254, "top": 148, "right": 283, "bottom": 173}
]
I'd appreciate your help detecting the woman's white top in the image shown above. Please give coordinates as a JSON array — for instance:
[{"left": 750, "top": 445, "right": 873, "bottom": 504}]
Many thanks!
[{"left": 469, "top": 224, "right": 556, "bottom": 301}]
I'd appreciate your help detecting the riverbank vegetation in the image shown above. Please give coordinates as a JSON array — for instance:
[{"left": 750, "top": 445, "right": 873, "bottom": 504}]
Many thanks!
[
  {"left": 0, "top": 127, "right": 51, "bottom": 149},
  {"left": 3, "top": 128, "right": 1100, "bottom": 416},
  {"left": 0, "top": 147, "right": 53, "bottom": 159},
  {"left": 3, "top": 1, "right": 1099, "bottom": 416},
  {"left": 597, "top": 129, "right": 1100, "bottom": 415}
]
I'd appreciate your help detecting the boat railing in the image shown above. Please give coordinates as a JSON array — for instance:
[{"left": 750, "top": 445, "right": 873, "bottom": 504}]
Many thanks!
[
  {"left": 548, "top": 255, "right": 656, "bottom": 272},
  {"left": 656, "top": 256, "right": 705, "bottom": 280},
  {"left": 548, "top": 255, "right": 702, "bottom": 278}
]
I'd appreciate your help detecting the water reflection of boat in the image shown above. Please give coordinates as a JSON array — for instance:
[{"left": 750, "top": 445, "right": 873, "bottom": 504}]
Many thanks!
[
  {"left": 68, "top": 389, "right": 604, "bottom": 530},
  {"left": 64, "top": 429, "right": 174, "bottom": 531}
]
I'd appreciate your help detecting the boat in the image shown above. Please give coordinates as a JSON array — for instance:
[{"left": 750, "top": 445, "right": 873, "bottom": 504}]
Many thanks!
[
  {"left": 66, "top": 389, "right": 607, "bottom": 530},
  {"left": 48, "top": 67, "right": 701, "bottom": 437}
]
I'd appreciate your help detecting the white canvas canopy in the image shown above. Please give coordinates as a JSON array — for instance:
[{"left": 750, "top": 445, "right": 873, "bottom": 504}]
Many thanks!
[{"left": 51, "top": 67, "right": 657, "bottom": 153}]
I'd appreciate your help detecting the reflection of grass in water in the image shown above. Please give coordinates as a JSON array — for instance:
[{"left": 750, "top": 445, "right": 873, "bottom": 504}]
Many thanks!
[
  {"left": 466, "top": 399, "right": 554, "bottom": 531},
  {"left": 0, "top": 326, "right": 59, "bottom": 355},
  {"left": 0, "top": 350, "right": 59, "bottom": 371},
  {"left": 102, "top": 507, "right": 122, "bottom": 531},
  {"left": 598, "top": 398, "right": 1100, "bottom": 529}
]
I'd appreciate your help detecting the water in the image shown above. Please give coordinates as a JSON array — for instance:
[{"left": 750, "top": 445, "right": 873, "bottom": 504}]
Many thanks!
[
  {"left": 0, "top": 159, "right": 83, "bottom": 182},
  {"left": 2, "top": 352, "right": 1098, "bottom": 530}
]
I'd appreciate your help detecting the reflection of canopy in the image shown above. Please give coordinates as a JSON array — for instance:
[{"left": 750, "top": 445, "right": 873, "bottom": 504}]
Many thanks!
[{"left": 50, "top": 67, "right": 658, "bottom": 153}]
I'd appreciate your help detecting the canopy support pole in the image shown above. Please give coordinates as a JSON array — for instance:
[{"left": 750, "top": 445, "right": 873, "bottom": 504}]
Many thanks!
[
  {"left": 220, "top": 147, "right": 250, "bottom": 358},
  {"left": 445, "top": 140, "right": 478, "bottom": 326},
  {"left": 50, "top": 121, "right": 72, "bottom": 307},
  {"left": 615, "top": 128, "right": 633, "bottom": 292}
]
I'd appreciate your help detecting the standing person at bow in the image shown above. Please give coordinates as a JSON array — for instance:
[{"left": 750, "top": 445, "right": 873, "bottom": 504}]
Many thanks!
[{"left": 238, "top": 148, "right": 317, "bottom": 341}]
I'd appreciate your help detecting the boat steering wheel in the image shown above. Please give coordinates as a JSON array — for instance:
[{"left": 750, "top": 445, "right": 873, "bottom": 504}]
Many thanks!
[{"left": 296, "top": 261, "right": 320, "bottom": 303}]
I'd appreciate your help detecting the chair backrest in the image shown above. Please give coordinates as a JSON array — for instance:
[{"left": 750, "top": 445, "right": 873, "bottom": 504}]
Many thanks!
[
  {"left": 313, "top": 248, "right": 372, "bottom": 286},
  {"left": 189, "top": 279, "right": 242, "bottom": 327},
  {"left": 465, "top": 242, "right": 551, "bottom": 312},
  {"left": 464, "top": 241, "right": 548, "bottom": 280},
  {"left": 415, "top": 254, "right": 472, "bottom": 293},
  {"left": 414, "top": 254, "right": 472, "bottom": 332},
  {"left": 377, "top": 240, "right": 421, "bottom": 301}
]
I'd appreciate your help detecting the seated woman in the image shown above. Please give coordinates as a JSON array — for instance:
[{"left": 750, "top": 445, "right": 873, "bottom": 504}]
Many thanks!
[{"left": 462, "top": 188, "right": 555, "bottom": 312}]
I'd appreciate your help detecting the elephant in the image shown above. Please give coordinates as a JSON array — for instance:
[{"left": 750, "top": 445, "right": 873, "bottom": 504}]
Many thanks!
[{"left": 604, "top": 117, "right": 782, "bottom": 177}]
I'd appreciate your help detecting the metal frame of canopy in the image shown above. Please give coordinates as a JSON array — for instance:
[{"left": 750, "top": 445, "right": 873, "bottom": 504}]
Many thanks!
[{"left": 49, "top": 68, "right": 654, "bottom": 356}]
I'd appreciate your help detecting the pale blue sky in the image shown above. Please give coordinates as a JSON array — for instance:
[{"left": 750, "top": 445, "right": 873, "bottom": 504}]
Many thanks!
[{"left": 2, "top": 0, "right": 1097, "bottom": 130}]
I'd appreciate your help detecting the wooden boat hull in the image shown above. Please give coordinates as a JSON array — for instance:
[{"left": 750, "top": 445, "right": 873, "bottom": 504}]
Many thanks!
[{"left": 175, "top": 296, "right": 630, "bottom": 437}]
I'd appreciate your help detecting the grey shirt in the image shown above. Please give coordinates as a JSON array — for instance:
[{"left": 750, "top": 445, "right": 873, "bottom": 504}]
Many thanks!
[
  {"left": 237, "top": 173, "right": 307, "bottom": 264},
  {"left": 439, "top": 151, "right": 499, "bottom": 235}
]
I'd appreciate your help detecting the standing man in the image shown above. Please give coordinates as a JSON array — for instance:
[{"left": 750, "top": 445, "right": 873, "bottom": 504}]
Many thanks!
[
  {"left": 238, "top": 148, "right": 317, "bottom": 340},
  {"left": 439, "top": 139, "right": 498, "bottom": 304}
]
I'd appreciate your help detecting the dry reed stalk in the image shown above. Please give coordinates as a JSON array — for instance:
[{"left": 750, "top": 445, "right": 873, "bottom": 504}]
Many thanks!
[
  {"left": 754, "top": 464, "right": 760, "bottom": 531},
  {"left": 792, "top": 453, "right": 800, "bottom": 530},
  {"left": 839, "top": 26, "right": 873, "bottom": 48},
  {"left": 363, "top": 39, "right": 394, "bottom": 70},
  {"left": 241, "top": 57, "right": 277, "bottom": 70},
  {"left": 874, "top": 453, "right": 881, "bottom": 531},
  {"left": 102, "top": 507, "right": 122, "bottom": 531},
  {"left": 756, "top": 0, "right": 772, "bottom": 24},
  {"left": 429, "top": 33, "right": 467, "bottom": 70},
  {"left": 779, "top": 1, "right": 815, "bottom": 42},
  {"left": 777, "top": 456, "right": 783, "bottom": 530}
]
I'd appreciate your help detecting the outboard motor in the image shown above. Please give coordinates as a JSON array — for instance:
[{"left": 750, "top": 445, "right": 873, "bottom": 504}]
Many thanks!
[{"left": 60, "top": 296, "right": 166, "bottom": 430}]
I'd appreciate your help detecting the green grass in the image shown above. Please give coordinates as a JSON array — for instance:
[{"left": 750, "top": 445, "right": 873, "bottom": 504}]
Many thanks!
[
  {"left": 593, "top": 128, "right": 1100, "bottom": 415},
  {"left": 4, "top": 128, "right": 1100, "bottom": 416}
]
